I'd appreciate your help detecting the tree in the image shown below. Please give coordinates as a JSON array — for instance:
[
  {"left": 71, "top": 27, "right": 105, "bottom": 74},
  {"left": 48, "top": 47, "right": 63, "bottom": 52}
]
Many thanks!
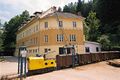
[
  {"left": 0, "top": 31, "right": 3, "bottom": 51},
  {"left": 95, "top": 0, "right": 120, "bottom": 24},
  {"left": 83, "top": 20, "right": 90, "bottom": 40},
  {"left": 0, "top": 20, "right": 1, "bottom": 28},
  {"left": 81, "top": 0, "right": 94, "bottom": 17},
  {"left": 2, "top": 10, "right": 30, "bottom": 51},
  {"left": 0, "top": 20, "right": 3, "bottom": 51},
  {"left": 95, "top": 0, "right": 120, "bottom": 49},
  {"left": 98, "top": 35, "right": 111, "bottom": 50},
  {"left": 63, "top": 2, "right": 77, "bottom": 14},
  {"left": 86, "top": 11, "right": 100, "bottom": 41},
  {"left": 76, "top": 0, "right": 82, "bottom": 13},
  {"left": 63, "top": 0, "right": 95, "bottom": 17},
  {"left": 63, "top": 5, "right": 71, "bottom": 12},
  {"left": 58, "top": 7, "right": 62, "bottom": 12}
]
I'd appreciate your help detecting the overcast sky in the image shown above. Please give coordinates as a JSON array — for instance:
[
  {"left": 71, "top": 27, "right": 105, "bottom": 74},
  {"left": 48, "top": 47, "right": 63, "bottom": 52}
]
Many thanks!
[{"left": 0, "top": 0, "right": 88, "bottom": 23}]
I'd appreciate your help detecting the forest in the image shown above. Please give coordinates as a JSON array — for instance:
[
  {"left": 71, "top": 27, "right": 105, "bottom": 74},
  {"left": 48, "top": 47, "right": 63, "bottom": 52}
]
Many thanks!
[{"left": 0, "top": 0, "right": 120, "bottom": 52}]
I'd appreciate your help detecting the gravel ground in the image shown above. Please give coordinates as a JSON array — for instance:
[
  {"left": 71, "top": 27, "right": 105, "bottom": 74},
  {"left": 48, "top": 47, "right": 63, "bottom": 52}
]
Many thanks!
[
  {"left": 0, "top": 57, "right": 120, "bottom": 80},
  {"left": 0, "top": 56, "right": 18, "bottom": 78},
  {"left": 26, "top": 61, "right": 120, "bottom": 80}
]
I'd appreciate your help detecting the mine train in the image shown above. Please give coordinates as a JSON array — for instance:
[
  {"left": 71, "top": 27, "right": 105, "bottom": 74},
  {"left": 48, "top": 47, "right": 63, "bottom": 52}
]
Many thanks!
[
  {"left": 19, "top": 46, "right": 76, "bottom": 75},
  {"left": 27, "top": 53, "right": 120, "bottom": 75},
  {"left": 27, "top": 56, "right": 57, "bottom": 75},
  {"left": 21, "top": 46, "right": 120, "bottom": 76}
]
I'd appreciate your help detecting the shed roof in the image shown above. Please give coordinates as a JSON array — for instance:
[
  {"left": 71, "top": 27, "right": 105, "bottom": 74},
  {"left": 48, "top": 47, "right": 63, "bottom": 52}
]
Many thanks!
[{"left": 85, "top": 41, "right": 100, "bottom": 45}]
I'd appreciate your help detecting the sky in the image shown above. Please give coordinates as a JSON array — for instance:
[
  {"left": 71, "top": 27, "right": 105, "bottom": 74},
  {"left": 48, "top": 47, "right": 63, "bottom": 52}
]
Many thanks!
[{"left": 0, "top": 0, "right": 88, "bottom": 24}]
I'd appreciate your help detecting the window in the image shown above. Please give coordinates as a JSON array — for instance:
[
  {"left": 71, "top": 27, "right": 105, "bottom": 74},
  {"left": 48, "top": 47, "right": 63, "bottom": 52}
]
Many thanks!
[
  {"left": 73, "top": 21, "right": 76, "bottom": 27},
  {"left": 96, "top": 47, "right": 99, "bottom": 52},
  {"left": 29, "top": 50, "right": 32, "bottom": 53},
  {"left": 44, "top": 48, "right": 51, "bottom": 53},
  {"left": 44, "top": 35, "right": 48, "bottom": 42},
  {"left": 73, "top": 35, "right": 76, "bottom": 41},
  {"left": 59, "top": 47, "right": 64, "bottom": 54},
  {"left": 48, "top": 49, "right": 51, "bottom": 51},
  {"left": 36, "top": 25, "right": 38, "bottom": 31},
  {"left": 70, "top": 34, "right": 76, "bottom": 41},
  {"left": 59, "top": 21, "right": 63, "bottom": 27},
  {"left": 22, "top": 42, "right": 24, "bottom": 45},
  {"left": 34, "top": 27, "right": 35, "bottom": 32},
  {"left": 29, "top": 29, "right": 31, "bottom": 34},
  {"left": 23, "top": 32, "right": 24, "bottom": 37},
  {"left": 44, "top": 48, "right": 48, "bottom": 53},
  {"left": 30, "top": 39, "right": 33, "bottom": 44},
  {"left": 67, "top": 48, "right": 71, "bottom": 54},
  {"left": 26, "top": 30, "right": 29, "bottom": 36},
  {"left": 35, "top": 37, "right": 37, "bottom": 44},
  {"left": 85, "top": 47, "right": 90, "bottom": 52},
  {"left": 35, "top": 49, "right": 38, "bottom": 53},
  {"left": 57, "top": 34, "right": 64, "bottom": 42},
  {"left": 45, "top": 22, "right": 48, "bottom": 28},
  {"left": 28, "top": 39, "right": 31, "bottom": 46},
  {"left": 33, "top": 49, "right": 34, "bottom": 53},
  {"left": 33, "top": 38, "right": 35, "bottom": 44},
  {"left": 33, "top": 37, "right": 37, "bottom": 45}
]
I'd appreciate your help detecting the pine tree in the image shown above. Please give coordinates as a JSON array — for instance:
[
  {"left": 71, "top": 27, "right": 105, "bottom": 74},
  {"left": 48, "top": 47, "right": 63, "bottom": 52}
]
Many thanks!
[
  {"left": 86, "top": 11, "right": 100, "bottom": 41},
  {"left": 58, "top": 7, "right": 62, "bottom": 12},
  {"left": 76, "top": 0, "right": 82, "bottom": 13}
]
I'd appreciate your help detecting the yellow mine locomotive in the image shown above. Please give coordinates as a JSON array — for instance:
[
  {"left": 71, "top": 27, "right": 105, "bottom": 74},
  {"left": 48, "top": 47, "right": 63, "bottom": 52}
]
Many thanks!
[{"left": 27, "top": 57, "right": 56, "bottom": 75}]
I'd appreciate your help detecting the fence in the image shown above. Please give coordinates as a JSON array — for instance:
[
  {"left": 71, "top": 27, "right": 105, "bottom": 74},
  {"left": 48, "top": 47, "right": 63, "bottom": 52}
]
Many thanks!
[
  {"left": 0, "top": 51, "right": 14, "bottom": 56},
  {"left": 56, "top": 52, "right": 120, "bottom": 68}
]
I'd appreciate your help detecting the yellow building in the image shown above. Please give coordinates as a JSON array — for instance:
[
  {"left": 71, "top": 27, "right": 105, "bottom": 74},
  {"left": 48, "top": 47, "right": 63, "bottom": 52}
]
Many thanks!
[{"left": 16, "top": 7, "right": 85, "bottom": 58}]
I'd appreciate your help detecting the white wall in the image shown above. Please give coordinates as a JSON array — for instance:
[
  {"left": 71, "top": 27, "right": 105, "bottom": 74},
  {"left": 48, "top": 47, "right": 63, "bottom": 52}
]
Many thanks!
[{"left": 85, "top": 42, "right": 101, "bottom": 53}]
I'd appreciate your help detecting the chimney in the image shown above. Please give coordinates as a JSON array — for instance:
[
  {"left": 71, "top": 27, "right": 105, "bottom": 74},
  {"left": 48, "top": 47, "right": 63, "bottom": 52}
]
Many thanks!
[
  {"left": 34, "top": 11, "right": 42, "bottom": 17},
  {"left": 52, "top": 6, "right": 56, "bottom": 11},
  {"left": 40, "top": 6, "right": 57, "bottom": 18},
  {"left": 30, "top": 15, "right": 35, "bottom": 18}
]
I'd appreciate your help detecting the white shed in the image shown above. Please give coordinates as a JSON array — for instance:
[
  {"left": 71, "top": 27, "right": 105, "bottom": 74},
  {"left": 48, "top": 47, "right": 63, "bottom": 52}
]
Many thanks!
[{"left": 85, "top": 41, "right": 101, "bottom": 53}]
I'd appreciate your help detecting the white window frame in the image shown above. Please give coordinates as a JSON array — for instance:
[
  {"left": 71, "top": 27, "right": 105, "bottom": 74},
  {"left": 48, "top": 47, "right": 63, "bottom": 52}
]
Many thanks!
[
  {"left": 45, "top": 22, "right": 48, "bottom": 28},
  {"left": 36, "top": 25, "right": 38, "bottom": 31},
  {"left": 73, "top": 21, "right": 77, "bottom": 27},
  {"left": 44, "top": 35, "right": 48, "bottom": 42},
  {"left": 70, "top": 34, "right": 76, "bottom": 41},
  {"left": 57, "top": 34, "right": 64, "bottom": 42},
  {"left": 59, "top": 21, "right": 63, "bottom": 27}
]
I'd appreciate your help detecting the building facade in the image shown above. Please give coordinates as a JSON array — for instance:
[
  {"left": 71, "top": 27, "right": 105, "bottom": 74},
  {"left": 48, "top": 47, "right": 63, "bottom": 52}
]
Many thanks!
[
  {"left": 16, "top": 7, "right": 85, "bottom": 58},
  {"left": 85, "top": 41, "right": 101, "bottom": 53}
]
